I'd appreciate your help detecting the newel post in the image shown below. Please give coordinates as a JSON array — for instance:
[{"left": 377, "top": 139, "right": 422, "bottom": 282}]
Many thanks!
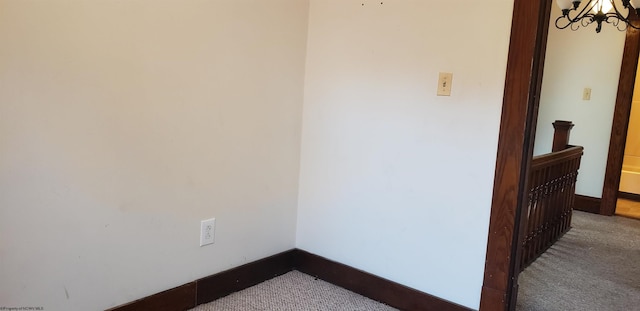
[{"left": 552, "top": 120, "right": 575, "bottom": 152}]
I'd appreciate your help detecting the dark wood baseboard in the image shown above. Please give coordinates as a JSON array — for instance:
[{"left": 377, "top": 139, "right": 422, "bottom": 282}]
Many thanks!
[
  {"left": 294, "top": 250, "right": 472, "bottom": 311},
  {"left": 107, "top": 249, "right": 469, "bottom": 311},
  {"left": 106, "top": 250, "right": 295, "bottom": 311},
  {"left": 196, "top": 249, "right": 295, "bottom": 304},
  {"left": 618, "top": 191, "right": 640, "bottom": 202},
  {"left": 574, "top": 194, "right": 601, "bottom": 214},
  {"left": 105, "top": 282, "right": 197, "bottom": 311}
]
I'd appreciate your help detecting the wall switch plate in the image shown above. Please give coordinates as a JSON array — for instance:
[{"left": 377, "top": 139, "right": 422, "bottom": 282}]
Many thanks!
[
  {"left": 583, "top": 87, "right": 592, "bottom": 100},
  {"left": 200, "top": 218, "right": 215, "bottom": 246},
  {"left": 437, "top": 72, "right": 453, "bottom": 96}
]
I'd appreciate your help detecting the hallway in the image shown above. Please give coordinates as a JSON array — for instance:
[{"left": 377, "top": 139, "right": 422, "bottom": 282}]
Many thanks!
[{"left": 516, "top": 211, "right": 640, "bottom": 311}]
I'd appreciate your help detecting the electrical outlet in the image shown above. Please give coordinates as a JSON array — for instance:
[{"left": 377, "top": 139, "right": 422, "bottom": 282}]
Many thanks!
[{"left": 200, "top": 218, "right": 215, "bottom": 247}]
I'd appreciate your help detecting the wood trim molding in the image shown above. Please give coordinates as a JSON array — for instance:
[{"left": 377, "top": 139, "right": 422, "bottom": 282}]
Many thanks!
[
  {"left": 106, "top": 249, "right": 469, "bottom": 311},
  {"left": 106, "top": 250, "right": 295, "bottom": 311},
  {"left": 574, "top": 195, "right": 602, "bottom": 214},
  {"left": 104, "top": 283, "right": 197, "bottom": 311},
  {"left": 294, "top": 250, "right": 471, "bottom": 311},
  {"left": 601, "top": 16, "right": 640, "bottom": 216},
  {"left": 480, "top": 1, "right": 552, "bottom": 311},
  {"left": 195, "top": 250, "right": 295, "bottom": 305},
  {"left": 618, "top": 191, "right": 640, "bottom": 201}
]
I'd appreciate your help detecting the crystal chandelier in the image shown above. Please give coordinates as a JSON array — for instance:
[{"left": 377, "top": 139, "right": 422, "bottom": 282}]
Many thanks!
[{"left": 556, "top": 0, "right": 640, "bottom": 33}]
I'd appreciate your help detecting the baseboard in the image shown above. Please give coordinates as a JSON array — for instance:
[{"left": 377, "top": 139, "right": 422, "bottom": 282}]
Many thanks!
[
  {"left": 106, "top": 250, "right": 295, "bottom": 311},
  {"left": 618, "top": 191, "right": 640, "bottom": 202},
  {"left": 574, "top": 194, "right": 601, "bottom": 214},
  {"left": 107, "top": 249, "right": 470, "bottom": 311},
  {"left": 105, "top": 282, "right": 197, "bottom": 311},
  {"left": 196, "top": 249, "right": 295, "bottom": 304},
  {"left": 294, "top": 249, "right": 472, "bottom": 311}
]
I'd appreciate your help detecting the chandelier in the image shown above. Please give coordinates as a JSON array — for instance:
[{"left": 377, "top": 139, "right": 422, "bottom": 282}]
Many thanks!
[{"left": 556, "top": 0, "right": 640, "bottom": 33}]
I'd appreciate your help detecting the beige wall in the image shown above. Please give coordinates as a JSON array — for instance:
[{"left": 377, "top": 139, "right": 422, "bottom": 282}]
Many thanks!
[
  {"left": 0, "top": 1, "right": 309, "bottom": 310},
  {"left": 296, "top": 1, "right": 514, "bottom": 309},
  {"left": 1, "top": 1, "right": 524, "bottom": 310}
]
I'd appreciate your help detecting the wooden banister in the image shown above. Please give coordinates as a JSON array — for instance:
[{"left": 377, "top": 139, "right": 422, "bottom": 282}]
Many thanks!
[
  {"left": 552, "top": 120, "right": 575, "bottom": 152},
  {"left": 520, "top": 120, "right": 583, "bottom": 271}
]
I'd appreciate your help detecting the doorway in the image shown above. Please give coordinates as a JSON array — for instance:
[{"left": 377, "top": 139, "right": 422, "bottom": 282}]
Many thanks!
[
  {"left": 480, "top": 2, "right": 640, "bottom": 311},
  {"left": 616, "top": 64, "right": 640, "bottom": 219},
  {"left": 600, "top": 19, "right": 640, "bottom": 216}
]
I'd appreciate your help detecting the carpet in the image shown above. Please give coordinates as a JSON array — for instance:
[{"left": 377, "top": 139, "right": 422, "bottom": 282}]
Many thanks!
[
  {"left": 516, "top": 211, "right": 640, "bottom": 311},
  {"left": 189, "top": 270, "right": 398, "bottom": 311}
]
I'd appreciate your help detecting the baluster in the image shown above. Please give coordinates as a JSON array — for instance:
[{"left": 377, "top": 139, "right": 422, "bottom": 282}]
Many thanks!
[{"left": 520, "top": 120, "right": 583, "bottom": 271}]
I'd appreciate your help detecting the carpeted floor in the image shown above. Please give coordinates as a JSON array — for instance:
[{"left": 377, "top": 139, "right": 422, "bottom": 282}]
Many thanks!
[
  {"left": 517, "top": 211, "right": 640, "bottom": 311},
  {"left": 189, "top": 270, "right": 398, "bottom": 311}
]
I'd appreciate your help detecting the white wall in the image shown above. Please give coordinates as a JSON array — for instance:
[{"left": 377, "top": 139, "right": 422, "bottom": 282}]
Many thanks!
[
  {"left": 0, "top": 1, "right": 309, "bottom": 310},
  {"left": 533, "top": 4, "right": 626, "bottom": 197},
  {"left": 296, "top": 1, "right": 514, "bottom": 309}
]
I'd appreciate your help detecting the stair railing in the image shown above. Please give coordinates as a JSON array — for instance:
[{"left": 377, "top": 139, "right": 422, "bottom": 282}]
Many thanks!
[{"left": 520, "top": 121, "right": 584, "bottom": 270}]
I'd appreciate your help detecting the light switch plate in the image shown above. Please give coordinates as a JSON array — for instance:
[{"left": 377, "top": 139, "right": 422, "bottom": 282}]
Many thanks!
[
  {"left": 583, "top": 88, "right": 592, "bottom": 100},
  {"left": 437, "top": 72, "right": 453, "bottom": 96}
]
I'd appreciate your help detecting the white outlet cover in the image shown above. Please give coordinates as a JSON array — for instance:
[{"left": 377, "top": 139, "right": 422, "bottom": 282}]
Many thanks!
[{"left": 200, "top": 218, "right": 216, "bottom": 246}]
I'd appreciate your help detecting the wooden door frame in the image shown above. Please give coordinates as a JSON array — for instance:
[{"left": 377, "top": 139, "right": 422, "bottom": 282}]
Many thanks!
[
  {"left": 480, "top": 3, "right": 640, "bottom": 310},
  {"left": 600, "top": 18, "right": 640, "bottom": 216},
  {"left": 479, "top": 0, "right": 552, "bottom": 310}
]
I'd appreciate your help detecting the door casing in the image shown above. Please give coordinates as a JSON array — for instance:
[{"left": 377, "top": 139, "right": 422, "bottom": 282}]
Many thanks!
[
  {"left": 600, "top": 18, "right": 640, "bottom": 216},
  {"left": 480, "top": 1, "right": 551, "bottom": 310},
  {"left": 481, "top": 3, "right": 640, "bottom": 311}
]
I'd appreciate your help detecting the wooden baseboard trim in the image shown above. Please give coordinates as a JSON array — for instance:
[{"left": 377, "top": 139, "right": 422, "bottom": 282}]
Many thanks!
[
  {"left": 107, "top": 249, "right": 469, "bottom": 311},
  {"left": 294, "top": 249, "right": 472, "bottom": 311},
  {"left": 105, "top": 282, "right": 196, "bottom": 311},
  {"left": 196, "top": 249, "right": 295, "bottom": 305},
  {"left": 574, "top": 194, "right": 601, "bottom": 214},
  {"left": 106, "top": 250, "right": 295, "bottom": 311},
  {"left": 618, "top": 191, "right": 640, "bottom": 202}
]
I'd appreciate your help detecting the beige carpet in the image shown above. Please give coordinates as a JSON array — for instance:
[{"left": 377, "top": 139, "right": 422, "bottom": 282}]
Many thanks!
[
  {"left": 189, "top": 270, "right": 398, "bottom": 311},
  {"left": 516, "top": 211, "right": 640, "bottom": 311}
]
